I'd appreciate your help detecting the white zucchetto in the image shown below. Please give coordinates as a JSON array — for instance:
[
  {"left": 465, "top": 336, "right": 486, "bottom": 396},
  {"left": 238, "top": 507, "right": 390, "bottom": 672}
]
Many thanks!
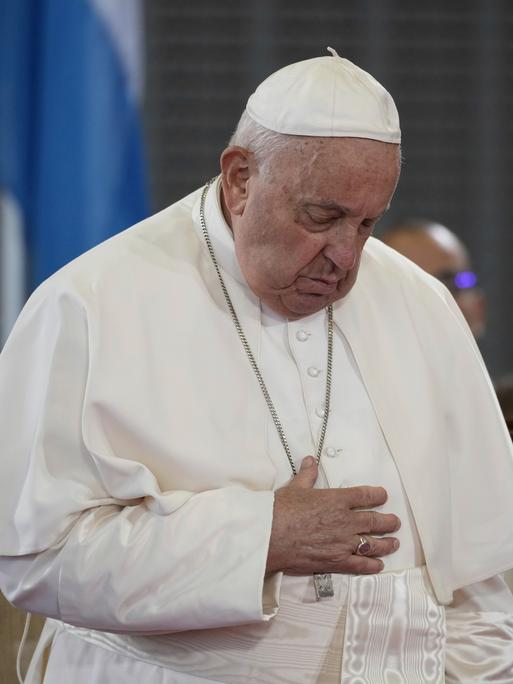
[{"left": 246, "top": 47, "right": 401, "bottom": 143}]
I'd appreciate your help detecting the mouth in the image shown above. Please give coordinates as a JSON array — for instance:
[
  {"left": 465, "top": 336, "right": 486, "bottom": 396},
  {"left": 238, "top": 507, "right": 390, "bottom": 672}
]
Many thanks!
[{"left": 296, "top": 276, "right": 341, "bottom": 295}]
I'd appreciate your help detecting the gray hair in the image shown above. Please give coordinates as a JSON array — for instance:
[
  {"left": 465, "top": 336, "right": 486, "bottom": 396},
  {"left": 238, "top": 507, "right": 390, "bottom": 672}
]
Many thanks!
[
  {"left": 228, "top": 110, "right": 403, "bottom": 176},
  {"left": 228, "top": 111, "right": 301, "bottom": 176}
]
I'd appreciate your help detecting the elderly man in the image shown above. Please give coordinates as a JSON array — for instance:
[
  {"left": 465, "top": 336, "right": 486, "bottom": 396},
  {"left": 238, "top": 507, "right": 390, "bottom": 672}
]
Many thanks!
[
  {"left": 1, "top": 50, "right": 513, "bottom": 684},
  {"left": 381, "top": 219, "right": 486, "bottom": 339}
]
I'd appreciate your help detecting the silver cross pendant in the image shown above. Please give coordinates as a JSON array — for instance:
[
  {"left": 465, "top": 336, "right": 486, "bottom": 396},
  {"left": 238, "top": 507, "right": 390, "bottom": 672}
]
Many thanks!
[{"left": 313, "top": 573, "right": 334, "bottom": 600}]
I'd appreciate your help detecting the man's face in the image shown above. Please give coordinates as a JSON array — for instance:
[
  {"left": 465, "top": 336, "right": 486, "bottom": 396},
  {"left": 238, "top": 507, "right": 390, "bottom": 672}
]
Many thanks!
[
  {"left": 382, "top": 226, "right": 486, "bottom": 339},
  {"left": 223, "top": 137, "right": 400, "bottom": 319}
]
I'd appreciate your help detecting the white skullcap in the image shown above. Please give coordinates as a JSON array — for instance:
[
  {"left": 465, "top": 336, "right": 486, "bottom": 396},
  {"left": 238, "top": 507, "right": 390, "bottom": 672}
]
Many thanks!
[{"left": 246, "top": 47, "right": 401, "bottom": 144}]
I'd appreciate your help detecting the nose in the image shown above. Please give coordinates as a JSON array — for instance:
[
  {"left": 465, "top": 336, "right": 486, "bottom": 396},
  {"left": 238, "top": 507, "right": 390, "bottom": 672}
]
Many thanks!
[{"left": 322, "top": 225, "right": 359, "bottom": 272}]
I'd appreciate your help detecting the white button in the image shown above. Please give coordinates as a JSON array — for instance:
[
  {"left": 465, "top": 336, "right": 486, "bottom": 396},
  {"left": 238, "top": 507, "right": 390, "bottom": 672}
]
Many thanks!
[
  {"left": 307, "top": 366, "right": 321, "bottom": 378},
  {"left": 325, "top": 447, "right": 337, "bottom": 457},
  {"left": 296, "top": 329, "right": 310, "bottom": 342},
  {"left": 315, "top": 406, "right": 325, "bottom": 418}
]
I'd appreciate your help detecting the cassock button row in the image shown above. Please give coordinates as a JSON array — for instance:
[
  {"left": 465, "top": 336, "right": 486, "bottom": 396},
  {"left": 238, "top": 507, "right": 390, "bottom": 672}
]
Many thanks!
[
  {"left": 296, "top": 329, "right": 311, "bottom": 342},
  {"left": 315, "top": 406, "right": 325, "bottom": 418},
  {"left": 307, "top": 366, "right": 321, "bottom": 378}
]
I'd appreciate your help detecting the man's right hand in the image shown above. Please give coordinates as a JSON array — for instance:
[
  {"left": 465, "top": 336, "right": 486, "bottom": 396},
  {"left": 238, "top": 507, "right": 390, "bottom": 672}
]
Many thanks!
[{"left": 266, "top": 456, "right": 401, "bottom": 576}]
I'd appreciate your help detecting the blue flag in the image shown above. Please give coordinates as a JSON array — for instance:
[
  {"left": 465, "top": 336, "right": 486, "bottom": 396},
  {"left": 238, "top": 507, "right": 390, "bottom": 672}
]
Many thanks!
[{"left": 0, "top": 0, "right": 150, "bottom": 294}]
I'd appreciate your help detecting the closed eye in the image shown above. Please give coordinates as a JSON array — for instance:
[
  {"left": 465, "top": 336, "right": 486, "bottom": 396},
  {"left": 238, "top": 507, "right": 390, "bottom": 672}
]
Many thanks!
[
  {"left": 305, "top": 210, "right": 343, "bottom": 227},
  {"left": 312, "top": 216, "right": 336, "bottom": 224},
  {"left": 360, "top": 220, "right": 376, "bottom": 231}
]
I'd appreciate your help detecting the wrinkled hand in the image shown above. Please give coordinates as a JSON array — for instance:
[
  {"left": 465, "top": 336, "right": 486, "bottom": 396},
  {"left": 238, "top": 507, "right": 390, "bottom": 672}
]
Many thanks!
[{"left": 266, "top": 456, "right": 401, "bottom": 576}]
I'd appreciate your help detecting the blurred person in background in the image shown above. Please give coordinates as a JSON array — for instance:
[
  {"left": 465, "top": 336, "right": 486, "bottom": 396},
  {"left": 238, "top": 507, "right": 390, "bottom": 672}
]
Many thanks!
[
  {"left": 1, "top": 50, "right": 513, "bottom": 684},
  {"left": 382, "top": 219, "right": 486, "bottom": 339}
]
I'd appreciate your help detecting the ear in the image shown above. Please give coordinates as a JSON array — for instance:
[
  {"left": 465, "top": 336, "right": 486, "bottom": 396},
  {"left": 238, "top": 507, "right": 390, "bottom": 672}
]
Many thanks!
[{"left": 220, "top": 146, "right": 253, "bottom": 216}]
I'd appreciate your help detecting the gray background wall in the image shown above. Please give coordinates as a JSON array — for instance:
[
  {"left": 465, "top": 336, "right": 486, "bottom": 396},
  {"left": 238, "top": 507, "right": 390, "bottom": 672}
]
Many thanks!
[{"left": 144, "top": 0, "right": 513, "bottom": 379}]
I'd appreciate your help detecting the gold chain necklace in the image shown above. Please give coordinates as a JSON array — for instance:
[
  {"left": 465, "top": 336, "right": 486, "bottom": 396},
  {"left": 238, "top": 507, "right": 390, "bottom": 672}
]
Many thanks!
[{"left": 199, "top": 177, "right": 335, "bottom": 599}]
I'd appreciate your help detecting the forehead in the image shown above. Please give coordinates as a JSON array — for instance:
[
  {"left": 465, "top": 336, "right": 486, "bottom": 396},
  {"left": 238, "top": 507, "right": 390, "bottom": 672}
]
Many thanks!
[{"left": 279, "top": 137, "right": 400, "bottom": 212}]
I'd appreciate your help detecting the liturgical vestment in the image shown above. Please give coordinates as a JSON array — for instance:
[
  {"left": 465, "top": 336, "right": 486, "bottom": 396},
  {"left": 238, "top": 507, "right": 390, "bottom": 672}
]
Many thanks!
[{"left": 1, "top": 180, "right": 513, "bottom": 682}]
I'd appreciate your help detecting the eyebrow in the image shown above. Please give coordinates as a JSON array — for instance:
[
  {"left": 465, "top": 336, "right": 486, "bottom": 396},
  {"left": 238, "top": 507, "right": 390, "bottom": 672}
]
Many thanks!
[{"left": 305, "top": 200, "right": 390, "bottom": 221}]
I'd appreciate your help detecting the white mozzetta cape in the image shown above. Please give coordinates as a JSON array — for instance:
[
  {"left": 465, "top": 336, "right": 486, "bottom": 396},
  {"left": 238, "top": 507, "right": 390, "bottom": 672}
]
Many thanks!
[{"left": 0, "top": 185, "right": 512, "bottom": 641}]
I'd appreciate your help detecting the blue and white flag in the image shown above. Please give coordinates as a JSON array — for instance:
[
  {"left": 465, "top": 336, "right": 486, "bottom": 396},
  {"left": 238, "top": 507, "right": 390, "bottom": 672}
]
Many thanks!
[{"left": 0, "top": 0, "right": 150, "bottom": 343}]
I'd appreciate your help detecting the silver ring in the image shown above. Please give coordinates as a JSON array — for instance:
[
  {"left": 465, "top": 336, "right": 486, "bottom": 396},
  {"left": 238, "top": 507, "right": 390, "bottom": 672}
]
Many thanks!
[{"left": 355, "top": 535, "right": 372, "bottom": 556}]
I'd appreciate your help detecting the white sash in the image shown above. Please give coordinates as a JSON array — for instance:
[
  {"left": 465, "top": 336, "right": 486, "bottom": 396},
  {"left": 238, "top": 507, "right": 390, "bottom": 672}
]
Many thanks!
[{"left": 41, "top": 566, "right": 445, "bottom": 684}]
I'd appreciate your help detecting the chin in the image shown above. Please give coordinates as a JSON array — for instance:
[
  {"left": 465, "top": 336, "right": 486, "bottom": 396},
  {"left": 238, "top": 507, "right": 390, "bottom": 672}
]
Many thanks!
[{"left": 281, "top": 293, "right": 334, "bottom": 318}]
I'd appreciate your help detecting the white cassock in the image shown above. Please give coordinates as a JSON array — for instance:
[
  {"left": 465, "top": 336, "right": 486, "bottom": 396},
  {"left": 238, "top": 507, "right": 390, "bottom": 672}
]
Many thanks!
[{"left": 1, "top": 179, "right": 513, "bottom": 683}]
